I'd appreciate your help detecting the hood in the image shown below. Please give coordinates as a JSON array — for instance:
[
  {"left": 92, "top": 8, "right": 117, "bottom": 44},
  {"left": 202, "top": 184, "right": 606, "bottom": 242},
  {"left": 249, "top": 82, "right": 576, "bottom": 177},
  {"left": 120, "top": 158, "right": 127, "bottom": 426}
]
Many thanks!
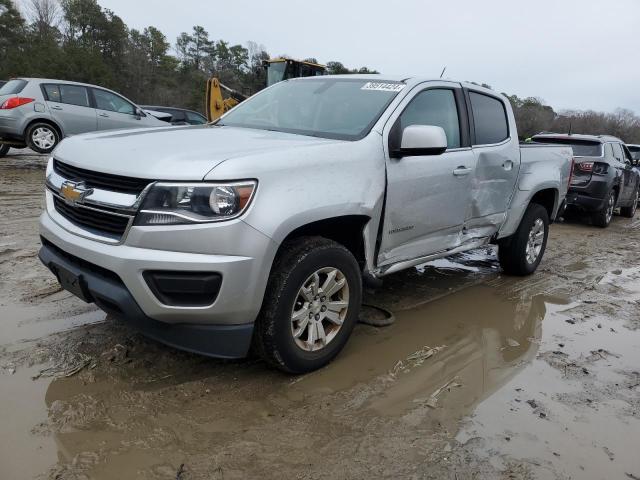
[{"left": 53, "top": 125, "right": 341, "bottom": 180}]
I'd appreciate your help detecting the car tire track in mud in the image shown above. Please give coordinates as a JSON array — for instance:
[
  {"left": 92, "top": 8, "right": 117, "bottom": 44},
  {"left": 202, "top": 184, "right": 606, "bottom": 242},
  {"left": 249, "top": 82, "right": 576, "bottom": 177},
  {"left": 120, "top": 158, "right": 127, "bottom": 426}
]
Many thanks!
[{"left": 1, "top": 154, "right": 639, "bottom": 479}]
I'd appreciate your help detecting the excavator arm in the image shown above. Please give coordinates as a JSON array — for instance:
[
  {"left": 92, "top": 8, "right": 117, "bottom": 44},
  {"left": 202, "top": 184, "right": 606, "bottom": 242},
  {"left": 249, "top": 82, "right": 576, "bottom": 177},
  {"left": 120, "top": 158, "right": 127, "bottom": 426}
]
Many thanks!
[
  {"left": 205, "top": 58, "right": 326, "bottom": 122},
  {"left": 205, "top": 78, "right": 247, "bottom": 122}
]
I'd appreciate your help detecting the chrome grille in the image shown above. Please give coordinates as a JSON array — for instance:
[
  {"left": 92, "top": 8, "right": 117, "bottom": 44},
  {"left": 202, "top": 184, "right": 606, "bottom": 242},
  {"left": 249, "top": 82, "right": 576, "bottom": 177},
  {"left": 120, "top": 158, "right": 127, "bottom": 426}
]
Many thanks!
[{"left": 53, "top": 196, "right": 132, "bottom": 240}]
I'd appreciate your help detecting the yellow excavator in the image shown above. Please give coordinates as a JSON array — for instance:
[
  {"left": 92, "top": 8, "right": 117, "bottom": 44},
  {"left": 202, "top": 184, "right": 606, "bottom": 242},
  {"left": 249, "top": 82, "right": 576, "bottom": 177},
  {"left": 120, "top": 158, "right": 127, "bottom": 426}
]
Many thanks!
[{"left": 205, "top": 57, "right": 326, "bottom": 122}]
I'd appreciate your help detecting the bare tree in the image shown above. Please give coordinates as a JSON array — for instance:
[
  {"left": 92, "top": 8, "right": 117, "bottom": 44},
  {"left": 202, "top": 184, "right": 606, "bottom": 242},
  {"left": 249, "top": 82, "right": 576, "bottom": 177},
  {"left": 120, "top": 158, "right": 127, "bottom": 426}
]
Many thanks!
[{"left": 26, "top": 0, "right": 60, "bottom": 36}]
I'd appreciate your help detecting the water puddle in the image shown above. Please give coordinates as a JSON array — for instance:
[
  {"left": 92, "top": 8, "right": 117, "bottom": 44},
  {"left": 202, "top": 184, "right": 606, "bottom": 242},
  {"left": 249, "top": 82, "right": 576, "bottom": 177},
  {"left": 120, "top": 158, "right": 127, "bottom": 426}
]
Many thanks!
[
  {"left": 457, "top": 298, "right": 640, "bottom": 479},
  {"left": 1, "top": 264, "right": 639, "bottom": 478},
  {"left": 0, "top": 303, "right": 105, "bottom": 346}
]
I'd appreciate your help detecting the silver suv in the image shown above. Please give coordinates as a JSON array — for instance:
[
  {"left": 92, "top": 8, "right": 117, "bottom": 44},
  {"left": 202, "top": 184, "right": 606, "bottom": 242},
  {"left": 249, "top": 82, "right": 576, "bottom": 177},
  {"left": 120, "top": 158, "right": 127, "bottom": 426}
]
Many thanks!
[{"left": 0, "top": 78, "right": 166, "bottom": 156}]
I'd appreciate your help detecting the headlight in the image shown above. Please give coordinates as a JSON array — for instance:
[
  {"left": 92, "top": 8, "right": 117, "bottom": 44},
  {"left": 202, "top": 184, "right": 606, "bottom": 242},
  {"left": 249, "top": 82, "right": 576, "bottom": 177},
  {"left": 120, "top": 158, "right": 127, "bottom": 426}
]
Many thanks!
[{"left": 134, "top": 181, "right": 257, "bottom": 225}]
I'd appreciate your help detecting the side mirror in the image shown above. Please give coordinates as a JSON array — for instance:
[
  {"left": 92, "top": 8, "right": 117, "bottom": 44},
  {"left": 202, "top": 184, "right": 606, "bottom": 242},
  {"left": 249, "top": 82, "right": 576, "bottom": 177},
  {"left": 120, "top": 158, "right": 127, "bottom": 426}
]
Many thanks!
[
  {"left": 135, "top": 107, "right": 146, "bottom": 118},
  {"left": 392, "top": 125, "right": 448, "bottom": 158}
]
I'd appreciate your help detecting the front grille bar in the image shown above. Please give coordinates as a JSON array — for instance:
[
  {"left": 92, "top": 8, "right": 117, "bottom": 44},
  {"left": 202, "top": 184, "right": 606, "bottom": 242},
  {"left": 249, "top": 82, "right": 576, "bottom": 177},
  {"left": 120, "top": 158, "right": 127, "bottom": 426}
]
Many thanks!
[{"left": 53, "top": 159, "right": 153, "bottom": 196}]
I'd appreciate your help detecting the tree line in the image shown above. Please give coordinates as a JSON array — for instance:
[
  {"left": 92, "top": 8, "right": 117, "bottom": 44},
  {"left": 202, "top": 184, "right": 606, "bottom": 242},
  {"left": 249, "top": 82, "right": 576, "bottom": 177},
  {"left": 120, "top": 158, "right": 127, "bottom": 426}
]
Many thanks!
[
  {"left": 504, "top": 95, "right": 640, "bottom": 143},
  {"left": 1, "top": 0, "right": 639, "bottom": 143},
  {"left": 0, "top": 0, "right": 378, "bottom": 111}
]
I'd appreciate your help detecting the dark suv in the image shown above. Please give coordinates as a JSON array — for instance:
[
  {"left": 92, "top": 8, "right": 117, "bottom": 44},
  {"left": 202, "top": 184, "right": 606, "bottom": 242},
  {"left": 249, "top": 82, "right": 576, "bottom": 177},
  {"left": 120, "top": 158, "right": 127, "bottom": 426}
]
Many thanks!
[{"left": 532, "top": 134, "right": 640, "bottom": 227}]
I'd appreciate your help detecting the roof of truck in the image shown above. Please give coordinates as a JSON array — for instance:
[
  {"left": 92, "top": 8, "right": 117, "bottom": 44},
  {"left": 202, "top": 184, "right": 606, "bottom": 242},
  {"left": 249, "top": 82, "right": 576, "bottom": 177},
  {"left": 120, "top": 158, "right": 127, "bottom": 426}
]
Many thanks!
[
  {"left": 309, "top": 75, "right": 500, "bottom": 96},
  {"left": 532, "top": 133, "right": 624, "bottom": 144}
]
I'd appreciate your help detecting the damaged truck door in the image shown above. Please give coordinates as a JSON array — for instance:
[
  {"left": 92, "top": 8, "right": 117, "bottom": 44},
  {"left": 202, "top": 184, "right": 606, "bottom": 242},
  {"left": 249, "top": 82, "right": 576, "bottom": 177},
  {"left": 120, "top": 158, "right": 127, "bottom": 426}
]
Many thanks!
[{"left": 379, "top": 85, "right": 478, "bottom": 266}]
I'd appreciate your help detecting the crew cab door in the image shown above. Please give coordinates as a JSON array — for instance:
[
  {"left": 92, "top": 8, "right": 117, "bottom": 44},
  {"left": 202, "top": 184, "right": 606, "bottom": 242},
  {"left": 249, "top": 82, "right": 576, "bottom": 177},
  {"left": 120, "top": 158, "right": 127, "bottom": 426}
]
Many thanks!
[
  {"left": 465, "top": 90, "right": 520, "bottom": 234},
  {"left": 377, "top": 84, "right": 476, "bottom": 266},
  {"left": 42, "top": 83, "right": 97, "bottom": 135}
]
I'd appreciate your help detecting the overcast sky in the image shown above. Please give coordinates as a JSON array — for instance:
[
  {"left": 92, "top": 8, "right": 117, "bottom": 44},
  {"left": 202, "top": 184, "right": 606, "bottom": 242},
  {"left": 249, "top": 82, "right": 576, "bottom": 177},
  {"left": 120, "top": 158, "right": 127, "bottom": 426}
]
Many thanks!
[{"left": 96, "top": 0, "right": 640, "bottom": 114}]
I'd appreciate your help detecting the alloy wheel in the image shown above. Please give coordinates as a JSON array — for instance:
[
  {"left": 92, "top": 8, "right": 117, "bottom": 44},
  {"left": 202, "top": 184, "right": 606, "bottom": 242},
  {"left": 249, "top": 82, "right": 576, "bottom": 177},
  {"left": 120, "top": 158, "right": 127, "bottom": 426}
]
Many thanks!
[
  {"left": 525, "top": 218, "right": 545, "bottom": 264},
  {"left": 290, "top": 267, "right": 350, "bottom": 352}
]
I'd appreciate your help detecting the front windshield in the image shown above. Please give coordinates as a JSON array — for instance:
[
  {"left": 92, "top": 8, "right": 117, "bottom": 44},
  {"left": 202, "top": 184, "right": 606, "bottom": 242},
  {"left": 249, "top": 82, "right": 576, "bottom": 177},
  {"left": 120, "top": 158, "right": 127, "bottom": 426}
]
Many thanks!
[{"left": 220, "top": 78, "right": 404, "bottom": 140}]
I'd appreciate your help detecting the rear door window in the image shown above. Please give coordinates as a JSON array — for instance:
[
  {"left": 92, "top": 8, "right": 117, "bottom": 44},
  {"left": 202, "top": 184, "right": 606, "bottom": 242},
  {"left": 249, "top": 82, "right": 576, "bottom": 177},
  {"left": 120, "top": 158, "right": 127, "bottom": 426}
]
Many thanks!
[
  {"left": 43, "top": 84, "right": 61, "bottom": 102},
  {"left": 469, "top": 92, "right": 509, "bottom": 145},
  {"left": 611, "top": 143, "right": 624, "bottom": 162},
  {"left": 398, "top": 88, "right": 461, "bottom": 148},
  {"left": 59, "top": 85, "right": 90, "bottom": 107}
]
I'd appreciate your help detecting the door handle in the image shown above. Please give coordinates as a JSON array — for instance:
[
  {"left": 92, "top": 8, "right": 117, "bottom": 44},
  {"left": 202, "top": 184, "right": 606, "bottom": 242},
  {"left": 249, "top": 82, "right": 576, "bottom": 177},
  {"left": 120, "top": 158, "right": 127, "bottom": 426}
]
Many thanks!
[
  {"left": 98, "top": 113, "right": 109, "bottom": 118},
  {"left": 502, "top": 160, "right": 514, "bottom": 171},
  {"left": 453, "top": 167, "right": 472, "bottom": 176},
  {"left": 50, "top": 105, "right": 63, "bottom": 111}
]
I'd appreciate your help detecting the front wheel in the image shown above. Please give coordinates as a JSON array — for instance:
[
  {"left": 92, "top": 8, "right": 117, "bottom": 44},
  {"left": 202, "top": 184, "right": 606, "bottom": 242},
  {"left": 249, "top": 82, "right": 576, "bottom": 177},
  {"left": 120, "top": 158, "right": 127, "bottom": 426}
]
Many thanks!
[
  {"left": 253, "top": 236, "right": 362, "bottom": 374},
  {"left": 498, "top": 203, "right": 549, "bottom": 276},
  {"left": 0, "top": 144, "right": 9, "bottom": 157},
  {"left": 620, "top": 188, "right": 638, "bottom": 218},
  {"left": 26, "top": 122, "right": 60, "bottom": 154}
]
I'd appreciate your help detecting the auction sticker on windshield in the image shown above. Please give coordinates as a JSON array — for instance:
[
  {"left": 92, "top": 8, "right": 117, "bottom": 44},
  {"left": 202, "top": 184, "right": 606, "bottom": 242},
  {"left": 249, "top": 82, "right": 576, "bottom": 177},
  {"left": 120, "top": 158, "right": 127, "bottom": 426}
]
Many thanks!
[{"left": 361, "top": 82, "right": 406, "bottom": 92}]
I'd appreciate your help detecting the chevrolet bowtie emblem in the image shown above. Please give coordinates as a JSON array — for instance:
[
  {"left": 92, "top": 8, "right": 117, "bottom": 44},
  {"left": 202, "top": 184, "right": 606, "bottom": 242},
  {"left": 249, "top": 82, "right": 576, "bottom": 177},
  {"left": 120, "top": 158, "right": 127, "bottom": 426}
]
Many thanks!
[{"left": 60, "top": 181, "right": 93, "bottom": 205}]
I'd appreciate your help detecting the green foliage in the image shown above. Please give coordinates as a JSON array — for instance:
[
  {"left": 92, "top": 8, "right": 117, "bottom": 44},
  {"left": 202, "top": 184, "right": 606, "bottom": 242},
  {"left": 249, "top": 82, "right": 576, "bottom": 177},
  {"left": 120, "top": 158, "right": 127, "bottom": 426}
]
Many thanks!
[
  {"left": 326, "top": 61, "right": 379, "bottom": 75},
  {"left": 13, "top": 1, "right": 628, "bottom": 144},
  {"left": 0, "top": 1, "right": 379, "bottom": 112},
  {"left": 1, "top": 1, "right": 637, "bottom": 141},
  {"left": 0, "top": 0, "right": 27, "bottom": 74}
]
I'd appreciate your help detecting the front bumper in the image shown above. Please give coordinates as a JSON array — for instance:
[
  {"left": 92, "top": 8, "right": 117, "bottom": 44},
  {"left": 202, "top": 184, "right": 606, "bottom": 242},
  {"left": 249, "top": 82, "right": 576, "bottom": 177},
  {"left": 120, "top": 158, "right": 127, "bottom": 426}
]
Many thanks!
[
  {"left": 39, "top": 206, "right": 278, "bottom": 358},
  {"left": 40, "top": 208, "right": 277, "bottom": 324},
  {"left": 38, "top": 240, "right": 254, "bottom": 358}
]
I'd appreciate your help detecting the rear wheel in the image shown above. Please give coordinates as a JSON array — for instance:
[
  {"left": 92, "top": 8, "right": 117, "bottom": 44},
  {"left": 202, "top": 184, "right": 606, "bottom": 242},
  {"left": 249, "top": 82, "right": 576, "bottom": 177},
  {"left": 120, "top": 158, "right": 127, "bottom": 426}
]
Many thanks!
[
  {"left": 253, "top": 236, "right": 362, "bottom": 374},
  {"left": 620, "top": 188, "right": 638, "bottom": 218},
  {"left": 26, "top": 122, "right": 60, "bottom": 154},
  {"left": 592, "top": 189, "right": 616, "bottom": 228},
  {"left": 498, "top": 203, "right": 549, "bottom": 276},
  {"left": 0, "top": 144, "right": 9, "bottom": 157}
]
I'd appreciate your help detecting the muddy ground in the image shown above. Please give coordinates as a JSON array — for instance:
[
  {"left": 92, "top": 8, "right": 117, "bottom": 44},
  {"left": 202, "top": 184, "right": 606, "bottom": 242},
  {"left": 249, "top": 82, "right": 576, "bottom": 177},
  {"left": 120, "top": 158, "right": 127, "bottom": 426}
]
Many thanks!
[{"left": 0, "top": 151, "right": 639, "bottom": 480}]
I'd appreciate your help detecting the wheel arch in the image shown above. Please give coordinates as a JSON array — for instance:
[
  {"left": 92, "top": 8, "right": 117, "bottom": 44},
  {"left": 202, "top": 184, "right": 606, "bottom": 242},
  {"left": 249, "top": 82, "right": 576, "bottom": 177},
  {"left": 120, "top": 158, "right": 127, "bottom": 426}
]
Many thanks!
[
  {"left": 529, "top": 188, "right": 558, "bottom": 221},
  {"left": 275, "top": 215, "right": 371, "bottom": 269},
  {"left": 24, "top": 117, "right": 64, "bottom": 140},
  {"left": 498, "top": 185, "right": 559, "bottom": 239}
]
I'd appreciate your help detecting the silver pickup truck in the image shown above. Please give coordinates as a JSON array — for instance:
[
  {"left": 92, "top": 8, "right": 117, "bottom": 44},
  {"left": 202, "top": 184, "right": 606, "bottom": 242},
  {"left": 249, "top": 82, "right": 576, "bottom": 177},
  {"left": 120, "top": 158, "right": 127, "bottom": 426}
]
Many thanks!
[{"left": 39, "top": 76, "right": 573, "bottom": 373}]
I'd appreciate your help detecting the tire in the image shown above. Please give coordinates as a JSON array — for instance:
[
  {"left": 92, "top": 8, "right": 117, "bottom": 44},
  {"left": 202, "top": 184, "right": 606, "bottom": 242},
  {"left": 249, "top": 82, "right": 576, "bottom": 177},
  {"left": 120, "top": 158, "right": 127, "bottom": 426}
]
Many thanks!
[
  {"left": 498, "top": 203, "right": 549, "bottom": 276},
  {"left": 253, "top": 236, "right": 362, "bottom": 374},
  {"left": 592, "top": 189, "right": 616, "bottom": 228},
  {"left": 0, "top": 144, "right": 9, "bottom": 157},
  {"left": 620, "top": 187, "right": 639, "bottom": 218},
  {"left": 25, "top": 122, "right": 60, "bottom": 154}
]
